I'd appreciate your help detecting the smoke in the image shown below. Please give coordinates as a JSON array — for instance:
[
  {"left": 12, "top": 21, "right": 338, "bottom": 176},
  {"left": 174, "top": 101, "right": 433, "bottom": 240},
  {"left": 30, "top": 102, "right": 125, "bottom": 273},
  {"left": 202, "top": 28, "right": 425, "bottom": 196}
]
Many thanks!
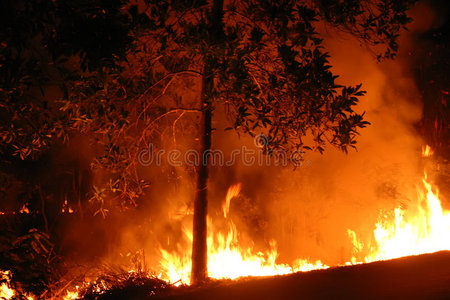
[
  {"left": 85, "top": 0, "right": 443, "bottom": 274},
  {"left": 203, "top": 1, "right": 436, "bottom": 267},
  {"left": 248, "top": 3, "right": 434, "bottom": 265}
]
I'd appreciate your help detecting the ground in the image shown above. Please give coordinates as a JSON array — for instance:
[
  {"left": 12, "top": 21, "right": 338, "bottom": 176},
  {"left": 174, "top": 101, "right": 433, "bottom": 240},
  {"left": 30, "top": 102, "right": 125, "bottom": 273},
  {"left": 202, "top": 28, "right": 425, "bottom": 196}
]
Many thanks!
[{"left": 151, "top": 251, "right": 450, "bottom": 299}]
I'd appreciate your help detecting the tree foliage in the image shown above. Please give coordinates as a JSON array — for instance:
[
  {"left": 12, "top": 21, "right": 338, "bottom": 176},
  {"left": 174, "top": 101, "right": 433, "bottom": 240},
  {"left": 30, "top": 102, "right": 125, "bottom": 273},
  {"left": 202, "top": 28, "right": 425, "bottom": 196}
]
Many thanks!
[
  {"left": 0, "top": 0, "right": 418, "bottom": 292},
  {"left": 119, "top": 0, "right": 414, "bottom": 157},
  {"left": 0, "top": 0, "right": 133, "bottom": 162},
  {"left": 0, "top": 0, "right": 143, "bottom": 215},
  {"left": 0, "top": 0, "right": 416, "bottom": 215}
]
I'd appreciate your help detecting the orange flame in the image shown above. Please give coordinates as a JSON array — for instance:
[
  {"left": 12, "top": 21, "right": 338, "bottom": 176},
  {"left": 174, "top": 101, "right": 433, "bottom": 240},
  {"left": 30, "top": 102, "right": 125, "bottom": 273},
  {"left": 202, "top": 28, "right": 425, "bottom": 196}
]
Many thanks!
[
  {"left": 222, "top": 183, "right": 241, "bottom": 218},
  {"left": 0, "top": 271, "right": 34, "bottom": 300},
  {"left": 422, "top": 145, "right": 434, "bottom": 157},
  {"left": 159, "top": 184, "right": 328, "bottom": 285},
  {"left": 63, "top": 287, "right": 80, "bottom": 300},
  {"left": 348, "top": 153, "right": 449, "bottom": 263},
  {"left": 159, "top": 220, "right": 328, "bottom": 285},
  {"left": 159, "top": 146, "right": 448, "bottom": 284},
  {"left": 61, "top": 199, "right": 74, "bottom": 214},
  {"left": 19, "top": 204, "right": 29, "bottom": 214},
  {"left": 9, "top": 146, "right": 450, "bottom": 297},
  {"left": 368, "top": 173, "right": 448, "bottom": 261},
  {"left": 0, "top": 271, "right": 15, "bottom": 300}
]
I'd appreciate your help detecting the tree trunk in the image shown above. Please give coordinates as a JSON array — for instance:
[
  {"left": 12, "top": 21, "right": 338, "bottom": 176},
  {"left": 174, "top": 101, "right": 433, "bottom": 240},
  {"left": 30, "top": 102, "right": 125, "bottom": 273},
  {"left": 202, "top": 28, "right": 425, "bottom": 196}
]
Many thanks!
[
  {"left": 191, "top": 66, "right": 212, "bottom": 285},
  {"left": 191, "top": 0, "right": 224, "bottom": 285}
]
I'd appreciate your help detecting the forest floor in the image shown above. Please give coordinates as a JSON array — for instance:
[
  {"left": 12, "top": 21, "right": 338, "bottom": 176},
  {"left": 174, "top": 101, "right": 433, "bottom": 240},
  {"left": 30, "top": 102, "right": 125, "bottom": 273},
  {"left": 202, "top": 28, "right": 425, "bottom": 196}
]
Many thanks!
[{"left": 149, "top": 251, "right": 450, "bottom": 300}]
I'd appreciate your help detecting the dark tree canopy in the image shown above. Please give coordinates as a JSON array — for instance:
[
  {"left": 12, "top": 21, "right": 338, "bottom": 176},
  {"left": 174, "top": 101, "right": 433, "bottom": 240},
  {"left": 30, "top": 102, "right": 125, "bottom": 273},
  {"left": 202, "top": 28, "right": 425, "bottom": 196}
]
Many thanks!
[
  {"left": 111, "top": 0, "right": 416, "bottom": 284},
  {"left": 114, "top": 0, "right": 415, "bottom": 157},
  {"left": 0, "top": 0, "right": 139, "bottom": 162},
  {"left": 0, "top": 0, "right": 417, "bottom": 289},
  {"left": 0, "top": 0, "right": 416, "bottom": 175}
]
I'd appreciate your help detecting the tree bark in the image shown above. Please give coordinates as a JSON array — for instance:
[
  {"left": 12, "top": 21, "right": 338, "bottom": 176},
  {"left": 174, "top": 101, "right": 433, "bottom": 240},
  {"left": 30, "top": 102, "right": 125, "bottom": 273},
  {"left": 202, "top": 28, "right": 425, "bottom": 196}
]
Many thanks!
[
  {"left": 191, "top": 65, "right": 212, "bottom": 285},
  {"left": 191, "top": 0, "right": 224, "bottom": 286}
]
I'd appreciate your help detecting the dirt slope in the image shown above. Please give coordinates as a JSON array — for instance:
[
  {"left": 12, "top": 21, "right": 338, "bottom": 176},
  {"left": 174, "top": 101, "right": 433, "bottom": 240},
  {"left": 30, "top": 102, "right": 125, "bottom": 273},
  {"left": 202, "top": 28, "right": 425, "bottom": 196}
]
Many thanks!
[{"left": 154, "top": 251, "right": 450, "bottom": 300}]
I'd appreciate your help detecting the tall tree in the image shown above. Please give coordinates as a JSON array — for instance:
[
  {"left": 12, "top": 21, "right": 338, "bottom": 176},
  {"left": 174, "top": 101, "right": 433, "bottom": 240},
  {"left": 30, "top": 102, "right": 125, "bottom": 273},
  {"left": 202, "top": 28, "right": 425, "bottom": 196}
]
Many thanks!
[
  {"left": 131, "top": 0, "right": 414, "bottom": 284},
  {"left": 69, "top": 0, "right": 414, "bottom": 284},
  {"left": 0, "top": 0, "right": 417, "bottom": 287},
  {"left": 191, "top": 0, "right": 225, "bottom": 284}
]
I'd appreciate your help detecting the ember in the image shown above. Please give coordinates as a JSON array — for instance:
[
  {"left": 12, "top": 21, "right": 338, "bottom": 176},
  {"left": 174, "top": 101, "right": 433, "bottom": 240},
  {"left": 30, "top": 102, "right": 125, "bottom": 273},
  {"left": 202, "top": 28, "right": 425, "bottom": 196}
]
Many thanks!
[{"left": 0, "top": 271, "right": 15, "bottom": 300}]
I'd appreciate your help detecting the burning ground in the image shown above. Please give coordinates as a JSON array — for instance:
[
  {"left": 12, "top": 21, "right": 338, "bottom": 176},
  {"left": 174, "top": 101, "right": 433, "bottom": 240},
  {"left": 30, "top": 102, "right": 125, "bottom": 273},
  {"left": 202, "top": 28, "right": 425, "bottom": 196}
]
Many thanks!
[{"left": 1, "top": 0, "right": 450, "bottom": 299}]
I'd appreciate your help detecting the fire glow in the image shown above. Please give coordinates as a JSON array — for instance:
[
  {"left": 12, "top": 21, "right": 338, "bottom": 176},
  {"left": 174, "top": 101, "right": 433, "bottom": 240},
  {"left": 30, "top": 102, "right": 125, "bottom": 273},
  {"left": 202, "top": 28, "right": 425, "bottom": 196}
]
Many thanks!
[
  {"left": 157, "top": 147, "right": 449, "bottom": 285},
  {"left": 347, "top": 148, "right": 449, "bottom": 263},
  {"left": 0, "top": 271, "right": 15, "bottom": 300},
  {"left": 4, "top": 146, "right": 449, "bottom": 299},
  {"left": 159, "top": 183, "right": 328, "bottom": 285}
]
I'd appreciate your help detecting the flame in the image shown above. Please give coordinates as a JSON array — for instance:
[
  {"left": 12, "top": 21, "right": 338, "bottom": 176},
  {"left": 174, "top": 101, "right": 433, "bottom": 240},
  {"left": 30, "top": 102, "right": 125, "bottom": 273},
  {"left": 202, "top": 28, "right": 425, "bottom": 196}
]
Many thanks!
[
  {"left": 63, "top": 288, "right": 80, "bottom": 300},
  {"left": 223, "top": 183, "right": 241, "bottom": 218},
  {"left": 7, "top": 146, "right": 449, "bottom": 296},
  {"left": 19, "top": 204, "right": 29, "bottom": 214},
  {"left": 0, "top": 271, "right": 35, "bottom": 300},
  {"left": 159, "top": 146, "right": 449, "bottom": 285},
  {"left": 422, "top": 145, "right": 434, "bottom": 157},
  {"left": 159, "top": 221, "right": 328, "bottom": 285},
  {"left": 349, "top": 167, "right": 450, "bottom": 263},
  {"left": 291, "top": 259, "right": 329, "bottom": 272},
  {"left": 159, "top": 184, "right": 328, "bottom": 285},
  {"left": 62, "top": 199, "right": 74, "bottom": 213},
  {"left": 0, "top": 271, "right": 15, "bottom": 300}
]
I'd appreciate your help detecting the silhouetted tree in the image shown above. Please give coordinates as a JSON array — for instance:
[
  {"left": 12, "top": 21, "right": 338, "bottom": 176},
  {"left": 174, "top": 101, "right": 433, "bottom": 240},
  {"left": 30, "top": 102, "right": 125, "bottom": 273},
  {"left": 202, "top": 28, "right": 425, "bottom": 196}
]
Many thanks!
[
  {"left": 0, "top": 0, "right": 417, "bottom": 286},
  {"left": 0, "top": 0, "right": 149, "bottom": 222},
  {"left": 128, "top": 0, "right": 415, "bottom": 284}
]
